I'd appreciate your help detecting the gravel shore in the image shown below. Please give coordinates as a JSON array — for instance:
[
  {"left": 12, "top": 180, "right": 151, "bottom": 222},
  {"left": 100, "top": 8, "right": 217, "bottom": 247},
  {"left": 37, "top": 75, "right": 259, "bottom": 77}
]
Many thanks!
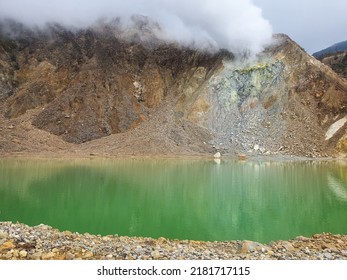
[{"left": 1, "top": 222, "right": 347, "bottom": 260}]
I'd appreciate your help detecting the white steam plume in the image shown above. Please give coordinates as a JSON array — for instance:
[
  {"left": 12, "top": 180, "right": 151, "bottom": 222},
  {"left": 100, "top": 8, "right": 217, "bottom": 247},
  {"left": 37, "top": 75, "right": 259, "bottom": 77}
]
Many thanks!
[{"left": 0, "top": 0, "right": 273, "bottom": 55}]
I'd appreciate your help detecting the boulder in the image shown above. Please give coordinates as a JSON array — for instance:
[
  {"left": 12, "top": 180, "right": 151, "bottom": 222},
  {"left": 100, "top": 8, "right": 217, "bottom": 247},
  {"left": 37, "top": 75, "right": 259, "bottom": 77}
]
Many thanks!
[{"left": 214, "top": 152, "right": 221, "bottom": 158}]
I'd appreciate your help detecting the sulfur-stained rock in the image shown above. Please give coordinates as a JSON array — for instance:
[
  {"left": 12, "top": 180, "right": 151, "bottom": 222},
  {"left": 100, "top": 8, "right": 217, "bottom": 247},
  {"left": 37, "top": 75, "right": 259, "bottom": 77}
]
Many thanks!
[{"left": 0, "top": 21, "right": 347, "bottom": 158}]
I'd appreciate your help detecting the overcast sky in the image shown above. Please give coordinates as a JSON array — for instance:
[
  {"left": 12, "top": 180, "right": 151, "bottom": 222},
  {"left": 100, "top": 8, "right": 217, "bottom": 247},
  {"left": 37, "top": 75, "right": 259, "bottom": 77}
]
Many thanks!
[
  {"left": 0, "top": 0, "right": 346, "bottom": 54},
  {"left": 253, "top": 0, "right": 347, "bottom": 53}
]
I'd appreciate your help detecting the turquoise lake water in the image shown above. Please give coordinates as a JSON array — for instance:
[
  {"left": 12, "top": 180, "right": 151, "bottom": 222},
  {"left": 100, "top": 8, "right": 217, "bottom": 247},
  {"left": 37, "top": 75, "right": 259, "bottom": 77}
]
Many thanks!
[{"left": 0, "top": 158, "right": 346, "bottom": 243}]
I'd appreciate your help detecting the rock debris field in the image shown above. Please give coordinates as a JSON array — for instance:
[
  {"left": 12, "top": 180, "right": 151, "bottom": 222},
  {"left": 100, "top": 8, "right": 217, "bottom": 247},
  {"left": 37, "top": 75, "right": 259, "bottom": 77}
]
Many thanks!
[{"left": 1, "top": 222, "right": 347, "bottom": 260}]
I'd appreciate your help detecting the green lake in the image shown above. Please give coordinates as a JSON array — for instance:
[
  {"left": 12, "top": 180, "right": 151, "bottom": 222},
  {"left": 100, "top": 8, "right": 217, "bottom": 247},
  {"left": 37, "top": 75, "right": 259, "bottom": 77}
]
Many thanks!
[{"left": 0, "top": 158, "right": 347, "bottom": 243}]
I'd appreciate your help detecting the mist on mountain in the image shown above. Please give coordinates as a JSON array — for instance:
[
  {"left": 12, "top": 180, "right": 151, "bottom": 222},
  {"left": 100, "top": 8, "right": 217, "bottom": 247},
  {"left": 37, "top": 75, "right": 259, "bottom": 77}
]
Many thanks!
[{"left": 0, "top": 0, "right": 273, "bottom": 55}]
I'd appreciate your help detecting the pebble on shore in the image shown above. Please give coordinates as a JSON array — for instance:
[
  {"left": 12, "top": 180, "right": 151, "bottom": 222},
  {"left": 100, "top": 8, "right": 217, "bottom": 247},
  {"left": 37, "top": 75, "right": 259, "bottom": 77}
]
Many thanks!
[{"left": 0, "top": 222, "right": 346, "bottom": 260}]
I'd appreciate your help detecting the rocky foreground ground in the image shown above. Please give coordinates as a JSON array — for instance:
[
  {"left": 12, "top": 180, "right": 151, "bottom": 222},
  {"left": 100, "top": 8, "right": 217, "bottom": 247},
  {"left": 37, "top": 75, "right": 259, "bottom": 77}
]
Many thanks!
[{"left": 1, "top": 222, "right": 347, "bottom": 260}]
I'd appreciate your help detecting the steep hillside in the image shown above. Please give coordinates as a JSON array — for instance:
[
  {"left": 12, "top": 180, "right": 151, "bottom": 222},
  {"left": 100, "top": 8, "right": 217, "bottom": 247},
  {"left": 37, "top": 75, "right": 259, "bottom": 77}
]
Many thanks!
[
  {"left": 313, "top": 40, "right": 347, "bottom": 79},
  {"left": 319, "top": 52, "right": 347, "bottom": 79},
  {"left": 313, "top": 40, "right": 347, "bottom": 59},
  {"left": 0, "top": 20, "right": 347, "bottom": 157}
]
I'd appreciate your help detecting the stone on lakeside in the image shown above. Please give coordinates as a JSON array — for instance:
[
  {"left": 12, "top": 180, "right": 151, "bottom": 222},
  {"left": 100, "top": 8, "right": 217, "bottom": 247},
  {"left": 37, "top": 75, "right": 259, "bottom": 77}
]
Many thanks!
[
  {"left": 238, "top": 240, "right": 271, "bottom": 254},
  {"left": 214, "top": 152, "right": 221, "bottom": 158}
]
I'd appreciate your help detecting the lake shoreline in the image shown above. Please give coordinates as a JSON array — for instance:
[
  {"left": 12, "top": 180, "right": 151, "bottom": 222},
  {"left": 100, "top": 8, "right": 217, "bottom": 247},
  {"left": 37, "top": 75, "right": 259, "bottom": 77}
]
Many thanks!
[
  {"left": 1, "top": 222, "right": 346, "bottom": 260},
  {"left": 1, "top": 151, "right": 346, "bottom": 162}
]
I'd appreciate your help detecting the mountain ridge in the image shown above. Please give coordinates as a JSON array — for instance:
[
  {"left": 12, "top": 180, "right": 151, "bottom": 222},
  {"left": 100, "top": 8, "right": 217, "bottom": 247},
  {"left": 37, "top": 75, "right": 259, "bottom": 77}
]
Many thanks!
[
  {"left": 0, "top": 20, "right": 347, "bottom": 157},
  {"left": 313, "top": 40, "right": 347, "bottom": 59}
]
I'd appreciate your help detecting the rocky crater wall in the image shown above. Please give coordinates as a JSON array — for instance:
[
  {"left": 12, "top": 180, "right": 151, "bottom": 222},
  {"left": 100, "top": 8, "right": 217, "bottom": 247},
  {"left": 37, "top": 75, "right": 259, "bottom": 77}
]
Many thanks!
[{"left": 0, "top": 23, "right": 346, "bottom": 157}]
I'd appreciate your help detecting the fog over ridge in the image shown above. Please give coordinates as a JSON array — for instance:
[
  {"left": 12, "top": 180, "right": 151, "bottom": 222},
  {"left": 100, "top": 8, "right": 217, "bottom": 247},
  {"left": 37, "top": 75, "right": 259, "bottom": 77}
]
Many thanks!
[{"left": 0, "top": 0, "right": 273, "bottom": 55}]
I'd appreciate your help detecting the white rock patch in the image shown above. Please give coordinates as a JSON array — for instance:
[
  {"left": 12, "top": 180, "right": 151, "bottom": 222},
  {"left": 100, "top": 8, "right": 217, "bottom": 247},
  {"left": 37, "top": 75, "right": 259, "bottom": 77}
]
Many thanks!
[{"left": 325, "top": 116, "right": 347, "bottom": 140}]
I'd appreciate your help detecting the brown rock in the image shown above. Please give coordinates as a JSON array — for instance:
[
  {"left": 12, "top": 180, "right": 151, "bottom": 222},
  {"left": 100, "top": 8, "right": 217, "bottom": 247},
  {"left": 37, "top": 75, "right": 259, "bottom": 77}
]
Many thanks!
[
  {"left": 151, "top": 250, "right": 161, "bottom": 259},
  {"left": 42, "top": 252, "right": 55, "bottom": 260},
  {"left": 0, "top": 241, "right": 15, "bottom": 251},
  {"left": 4, "top": 251, "right": 13, "bottom": 259},
  {"left": 51, "top": 248, "right": 58, "bottom": 254},
  {"left": 12, "top": 249, "right": 19, "bottom": 258},
  {"left": 238, "top": 154, "right": 247, "bottom": 160},
  {"left": 30, "top": 252, "right": 43, "bottom": 260},
  {"left": 19, "top": 250, "right": 28, "bottom": 258},
  {"left": 65, "top": 252, "right": 75, "bottom": 260},
  {"left": 55, "top": 254, "right": 66, "bottom": 260},
  {"left": 295, "top": 236, "right": 309, "bottom": 241},
  {"left": 0, "top": 231, "right": 8, "bottom": 239},
  {"left": 84, "top": 251, "right": 94, "bottom": 259},
  {"left": 63, "top": 230, "right": 72, "bottom": 236},
  {"left": 158, "top": 237, "right": 167, "bottom": 244},
  {"left": 281, "top": 241, "right": 295, "bottom": 252},
  {"left": 238, "top": 241, "right": 270, "bottom": 254},
  {"left": 102, "top": 236, "right": 112, "bottom": 242},
  {"left": 322, "top": 243, "right": 338, "bottom": 251}
]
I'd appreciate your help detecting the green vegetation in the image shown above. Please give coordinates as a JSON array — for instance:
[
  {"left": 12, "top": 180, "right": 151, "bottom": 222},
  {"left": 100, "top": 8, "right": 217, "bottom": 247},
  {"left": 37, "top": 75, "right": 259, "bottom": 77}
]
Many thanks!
[
  {"left": 331, "top": 53, "right": 347, "bottom": 78},
  {"left": 0, "top": 37, "right": 17, "bottom": 53}
]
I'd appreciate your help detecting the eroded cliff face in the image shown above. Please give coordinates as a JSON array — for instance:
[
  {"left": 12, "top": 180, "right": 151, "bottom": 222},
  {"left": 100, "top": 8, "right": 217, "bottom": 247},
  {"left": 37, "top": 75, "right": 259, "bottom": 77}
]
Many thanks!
[
  {"left": 1, "top": 21, "right": 223, "bottom": 144},
  {"left": 181, "top": 35, "right": 347, "bottom": 156},
  {"left": 0, "top": 21, "right": 346, "bottom": 157}
]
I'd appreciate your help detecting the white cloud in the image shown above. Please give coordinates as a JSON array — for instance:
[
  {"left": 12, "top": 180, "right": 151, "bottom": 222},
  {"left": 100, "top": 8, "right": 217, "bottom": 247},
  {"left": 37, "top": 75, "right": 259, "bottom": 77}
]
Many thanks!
[{"left": 0, "top": 0, "right": 273, "bottom": 55}]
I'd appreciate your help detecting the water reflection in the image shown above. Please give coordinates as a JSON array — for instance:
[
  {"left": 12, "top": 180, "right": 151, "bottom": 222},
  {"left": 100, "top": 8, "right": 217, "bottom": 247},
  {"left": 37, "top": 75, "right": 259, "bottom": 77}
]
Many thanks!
[
  {"left": 0, "top": 158, "right": 346, "bottom": 243},
  {"left": 328, "top": 175, "right": 347, "bottom": 202},
  {"left": 327, "top": 165, "right": 347, "bottom": 202}
]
